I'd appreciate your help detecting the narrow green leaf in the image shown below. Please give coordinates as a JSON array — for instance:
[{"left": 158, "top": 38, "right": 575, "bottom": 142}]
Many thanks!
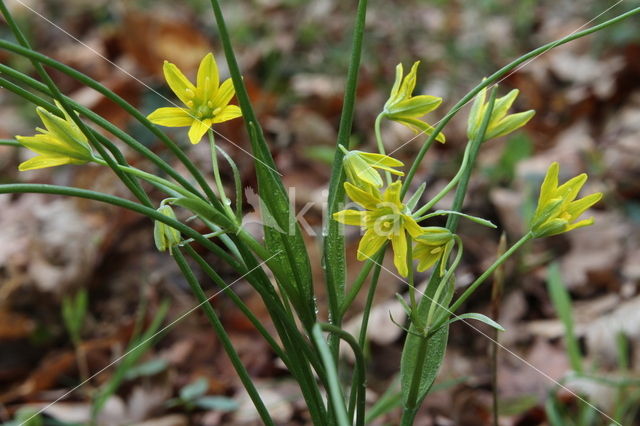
[
  {"left": 443, "top": 312, "right": 505, "bottom": 331},
  {"left": 406, "top": 182, "right": 426, "bottom": 211},
  {"left": 172, "top": 197, "right": 235, "bottom": 231},
  {"left": 547, "top": 262, "right": 583, "bottom": 373}
]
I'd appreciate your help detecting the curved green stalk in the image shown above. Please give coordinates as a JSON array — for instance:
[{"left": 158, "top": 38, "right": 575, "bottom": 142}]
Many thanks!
[
  {"left": 0, "top": 139, "right": 20, "bottom": 147},
  {"left": 0, "top": 40, "right": 219, "bottom": 206},
  {"left": 173, "top": 249, "right": 275, "bottom": 426},
  {"left": 182, "top": 245, "right": 286, "bottom": 362},
  {"left": 312, "top": 325, "right": 350, "bottom": 426},
  {"left": 401, "top": 5, "right": 640, "bottom": 198},
  {"left": 321, "top": 324, "right": 366, "bottom": 426},
  {"left": 208, "top": 130, "right": 235, "bottom": 219},
  {"left": 93, "top": 159, "right": 197, "bottom": 199},
  {"left": 374, "top": 113, "right": 392, "bottom": 184},
  {"left": 0, "top": 183, "right": 241, "bottom": 270}
]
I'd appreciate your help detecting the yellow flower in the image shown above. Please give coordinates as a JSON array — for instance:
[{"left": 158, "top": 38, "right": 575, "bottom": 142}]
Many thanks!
[
  {"left": 530, "top": 162, "right": 602, "bottom": 238},
  {"left": 16, "top": 105, "right": 94, "bottom": 171},
  {"left": 333, "top": 181, "right": 421, "bottom": 276},
  {"left": 383, "top": 61, "right": 445, "bottom": 143},
  {"left": 467, "top": 85, "right": 535, "bottom": 141},
  {"left": 412, "top": 227, "right": 454, "bottom": 276},
  {"left": 147, "top": 53, "right": 242, "bottom": 144},
  {"left": 154, "top": 204, "right": 181, "bottom": 253},
  {"left": 342, "top": 148, "right": 404, "bottom": 188}
]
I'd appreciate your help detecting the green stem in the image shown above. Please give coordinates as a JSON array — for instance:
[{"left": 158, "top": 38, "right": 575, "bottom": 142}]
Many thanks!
[
  {"left": 401, "top": 5, "right": 640, "bottom": 198},
  {"left": 173, "top": 249, "right": 275, "bottom": 426},
  {"left": 447, "top": 232, "right": 533, "bottom": 316},
  {"left": 312, "top": 325, "right": 350, "bottom": 426},
  {"left": 322, "top": 0, "right": 369, "bottom": 361},
  {"left": 374, "top": 113, "right": 392, "bottom": 184},
  {"left": 339, "top": 249, "right": 385, "bottom": 318},
  {"left": 401, "top": 89, "right": 498, "bottom": 425},
  {"left": 412, "top": 144, "right": 472, "bottom": 218},
  {"left": 0, "top": 41, "right": 219, "bottom": 206},
  {"left": 321, "top": 324, "right": 366, "bottom": 426},
  {"left": 181, "top": 245, "right": 286, "bottom": 362},
  {"left": 0, "top": 139, "right": 20, "bottom": 147},
  {"left": 0, "top": 183, "right": 242, "bottom": 270},
  {"left": 93, "top": 159, "right": 196, "bottom": 199},
  {"left": 349, "top": 261, "right": 381, "bottom": 418},
  {"left": 208, "top": 130, "right": 235, "bottom": 219}
]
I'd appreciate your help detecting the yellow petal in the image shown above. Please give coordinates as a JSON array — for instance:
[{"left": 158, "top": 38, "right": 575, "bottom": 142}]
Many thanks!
[
  {"left": 403, "top": 215, "right": 423, "bottom": 238},
  {"left": 357, "top": 229, "right": 386, "bottom": 261},
  {"left": 163, "top": 61, "right": 196, "bottom": 106},
  {"left": 391, "top": 231, "right": 408, "bottom": 277},
  {"left": 566, "top": 192, "right": 602, "bottom": 220},
  {"left": 147, "top": 107, "right": 194, "bottom": 127},
  {"left": 188, "top": 118, "right": 212, "bottom": 144},
  {"left": 332, "top": 209, "right": 365, "bottom": 226},
  {"left": 344, "top": 182, "right": 381, "bottom": 210},
  {"left": 197, "top": 53, "right": 219, "bottom": 101},
  {"left": 382, "top": 181, "right": 403, "bottom": 206},
  {"left": 413, "top": 243, "right": 439, "bottom": 272},
  {"left": 359, "top": 152, "right": 404, "bottom": 168},
  {"left": 212, "top": 78, "right": 236, "bottom": 108},
  {"left": 212, "top": 105, "right": 242, "bottom": 124},
  {"left": 537, "top": 162, "right": 559, "bottom": 210},
  {"left": 19, "top": 155, "right": 77, "bottom": 171}
]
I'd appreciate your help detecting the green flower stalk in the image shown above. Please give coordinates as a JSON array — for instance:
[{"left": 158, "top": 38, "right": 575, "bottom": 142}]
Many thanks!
[
  {"left": 467, "top": 84, "right": 535, "bottom": 142},
  {"left": 154, "top": 204, "right": 182, "bottom": 253},
  {"left": 333, "top": 181, "right": 422, "bottom": 277},
  {"left": 341, "top": 147, "right": 405, "bottom": 188},
  {"left": 147, "top": 52, "right": 242, "bottom": 144},
  {"left": 382, "top": 61, "right": 445, "bottom": 142},
  {"left": 530, "top": 162, "right": 603, "bottom": 238},
  {"left": 16, "top": 104, "right": 94, "bottom": 171}
]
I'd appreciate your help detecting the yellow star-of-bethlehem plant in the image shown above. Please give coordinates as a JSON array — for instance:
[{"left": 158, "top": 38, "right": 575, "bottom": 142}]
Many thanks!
[
  {"left": 530, "top": 162, "right": 602, "bottom": 238},
  {"left": 383, "top": 61, "right": 445, "bottom": 143},
  {"left": 342, "top": 149, "right": 405, "bottom": 188},
  {"left": 333, "top": 181, "right": 422, "bottom": 277},
  {"left": 147, "top": 52, "right": 242, "bottom": 144},
  {"left": 16, "top": 104, "right": 94, "bottom": 171}
]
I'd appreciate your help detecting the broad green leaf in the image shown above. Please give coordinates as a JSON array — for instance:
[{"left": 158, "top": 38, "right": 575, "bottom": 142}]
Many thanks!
[{"left": 247, "top": 123, "right": 316, "bottom": 329}]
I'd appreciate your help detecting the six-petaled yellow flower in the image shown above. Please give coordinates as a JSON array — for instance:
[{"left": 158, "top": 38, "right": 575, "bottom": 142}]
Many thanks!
[
  {"left": 342, "top": 148, "right": 404, "bottom": 188},
  {"left": 383, "top": 61, "right": 445, "bottom": 143},
  {"left": 333, "top": 181, "right": 421, "bottom": 277},
  {"left": 16, "top": 105, "right": 94, "bottom": 171},
  {"left": 148, "top": 52, "right": 242, "bottom": 144},
  {"left": 530, "top": 162, "right": 602, "bottom": 238},
  {"left": 413, "top": 227, "right": 455, "bottom": 276}
]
